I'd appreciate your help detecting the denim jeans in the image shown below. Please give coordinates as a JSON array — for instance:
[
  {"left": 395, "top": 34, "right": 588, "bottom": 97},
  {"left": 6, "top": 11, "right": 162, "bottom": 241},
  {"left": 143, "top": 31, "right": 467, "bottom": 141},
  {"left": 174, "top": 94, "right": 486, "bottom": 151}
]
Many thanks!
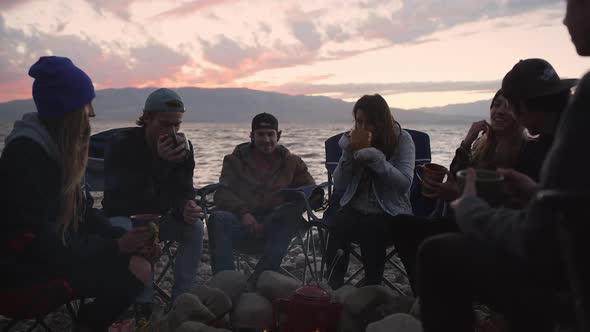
[
  {"left": 110, "top": 214, "right": 204, "bottom": 303},
  {"left": 208, "top": 202, "right": 304, "bottom": 278}
]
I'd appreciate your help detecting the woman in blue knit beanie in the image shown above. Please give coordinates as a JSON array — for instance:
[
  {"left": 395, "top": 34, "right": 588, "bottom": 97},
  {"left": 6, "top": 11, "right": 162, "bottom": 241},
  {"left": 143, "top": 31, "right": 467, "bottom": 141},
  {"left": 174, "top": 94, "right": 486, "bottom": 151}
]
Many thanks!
[{"left": 0, "top": 56, "right": 154, "bottom": 331}]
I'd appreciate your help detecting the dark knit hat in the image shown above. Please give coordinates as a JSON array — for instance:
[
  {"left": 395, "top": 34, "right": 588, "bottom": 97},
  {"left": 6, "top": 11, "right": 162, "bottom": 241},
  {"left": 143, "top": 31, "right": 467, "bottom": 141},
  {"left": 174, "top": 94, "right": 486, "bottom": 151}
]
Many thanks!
[
  {"left": 251, "top": 113, "right": 278, "bottom": 131},
  {"left": 28, "top": 56, "right": 95, "bottom": 118},
  {"left": 502, "top": 58, "right": 578, "bottom": 101},
  {"left": 143, "top": 88, "right": 185, "bottom": 113}
]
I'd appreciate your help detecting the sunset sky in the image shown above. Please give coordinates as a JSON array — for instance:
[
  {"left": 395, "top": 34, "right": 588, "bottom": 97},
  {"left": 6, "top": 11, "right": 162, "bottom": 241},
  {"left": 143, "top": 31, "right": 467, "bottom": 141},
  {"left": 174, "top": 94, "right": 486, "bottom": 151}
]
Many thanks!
[{"left": 1, "top": 0, "right": 588, "bottom": 109}]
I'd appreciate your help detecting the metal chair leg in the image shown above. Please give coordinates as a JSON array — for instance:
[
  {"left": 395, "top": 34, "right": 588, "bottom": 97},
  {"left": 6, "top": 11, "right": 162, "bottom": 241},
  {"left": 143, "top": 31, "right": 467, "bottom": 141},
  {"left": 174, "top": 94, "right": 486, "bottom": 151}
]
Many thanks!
[{"left": 154, "top": 281, "right": 171, "bottom": 303}]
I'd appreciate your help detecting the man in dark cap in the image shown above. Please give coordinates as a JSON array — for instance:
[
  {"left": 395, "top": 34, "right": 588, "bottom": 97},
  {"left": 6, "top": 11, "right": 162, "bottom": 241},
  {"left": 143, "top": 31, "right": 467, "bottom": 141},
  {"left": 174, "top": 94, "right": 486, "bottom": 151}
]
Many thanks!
[
  {"left": 416, "top": 5, "right": 590, "bottom": 329},
  {"left": 102, "top": 88, "right": 203, "bottom": 330},
  {"left": 208, "top": 113, "right": 315, "bottom": 283},
  {"left": 499, "top": 58, "right": 577, "bottom": 181}
]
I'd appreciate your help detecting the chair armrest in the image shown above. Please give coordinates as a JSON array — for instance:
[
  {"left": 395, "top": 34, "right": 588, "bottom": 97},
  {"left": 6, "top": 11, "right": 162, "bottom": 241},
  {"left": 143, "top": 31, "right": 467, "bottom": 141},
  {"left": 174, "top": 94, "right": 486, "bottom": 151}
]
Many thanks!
[
  {"left": 281, "top": 185, "right": 325, "bottom": 208},
  {"left": 536, "top": 189, "right": 590, "bottom": 212},
  {"left": 195, "top": 183, "right": 226, "bottom": 197},
  {"left": 194, "top": 183, "right": 226, "bottom": 215},
  {"left": 281, "top": 185, "right": 326, "bottom": 220}
]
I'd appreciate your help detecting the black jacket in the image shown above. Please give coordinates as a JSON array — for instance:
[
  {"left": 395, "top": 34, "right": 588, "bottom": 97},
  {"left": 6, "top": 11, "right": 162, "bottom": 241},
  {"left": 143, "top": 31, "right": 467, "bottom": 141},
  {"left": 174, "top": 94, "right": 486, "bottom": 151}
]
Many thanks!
[
  {"left": 0, "top": 136, "right": 122, "bottom": 289},
  {"left": 101, "top": 127, "right": 195, "bottom": 219}
]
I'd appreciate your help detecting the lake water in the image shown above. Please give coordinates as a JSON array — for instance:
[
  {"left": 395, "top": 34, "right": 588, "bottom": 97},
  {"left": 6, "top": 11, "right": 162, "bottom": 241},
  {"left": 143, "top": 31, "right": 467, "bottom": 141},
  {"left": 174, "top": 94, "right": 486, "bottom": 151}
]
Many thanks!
[{"left": 0, "top": 120, "right": 468, "bottom": 187}]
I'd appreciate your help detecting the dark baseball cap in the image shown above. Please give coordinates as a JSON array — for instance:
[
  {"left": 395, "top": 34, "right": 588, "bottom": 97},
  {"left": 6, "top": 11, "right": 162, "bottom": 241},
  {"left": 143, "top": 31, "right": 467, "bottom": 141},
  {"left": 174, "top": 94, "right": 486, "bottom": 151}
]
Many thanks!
[
  {"left": 251, "top": 112, "right": 278, "bottom": 131},
  {"left": 143, "top": 88, "right": 185, "bottom": 113},
  {"left": 501, "top": 58, "right": 578, "bottom": 100}
]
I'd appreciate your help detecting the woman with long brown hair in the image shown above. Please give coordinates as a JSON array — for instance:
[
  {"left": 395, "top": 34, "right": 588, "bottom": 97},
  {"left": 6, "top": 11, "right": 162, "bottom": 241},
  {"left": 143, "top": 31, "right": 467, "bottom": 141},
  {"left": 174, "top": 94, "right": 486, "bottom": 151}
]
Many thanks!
[
  {"left": 324, "top": 94, "right": 415, "bottom": 289},
  {"left": 0, "top": 56, "right": 153, "bottom": 331}
]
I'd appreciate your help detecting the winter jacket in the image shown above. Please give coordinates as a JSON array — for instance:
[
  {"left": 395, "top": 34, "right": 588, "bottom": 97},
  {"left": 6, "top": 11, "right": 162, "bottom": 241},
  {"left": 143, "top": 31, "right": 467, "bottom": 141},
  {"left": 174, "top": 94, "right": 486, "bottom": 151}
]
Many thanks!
[
  {"left": 214, "top": 143, "right": 315, "bottom": 215},
  {"left": 333, "top": 127, "right": 415, "bottom": 217},
  {"left": 0, "top": 113, "right": 122, "bottom": 288},
  {"left": 101, "top": 126, "right": 195, "bottom": 218}
]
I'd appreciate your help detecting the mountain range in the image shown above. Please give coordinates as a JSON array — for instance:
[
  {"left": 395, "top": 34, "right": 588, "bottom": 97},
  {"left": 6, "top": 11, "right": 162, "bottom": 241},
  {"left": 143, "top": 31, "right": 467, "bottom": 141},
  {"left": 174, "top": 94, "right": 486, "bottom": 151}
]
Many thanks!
[{"left": 0, "top": 87, "right": 490, "bottom": 124}]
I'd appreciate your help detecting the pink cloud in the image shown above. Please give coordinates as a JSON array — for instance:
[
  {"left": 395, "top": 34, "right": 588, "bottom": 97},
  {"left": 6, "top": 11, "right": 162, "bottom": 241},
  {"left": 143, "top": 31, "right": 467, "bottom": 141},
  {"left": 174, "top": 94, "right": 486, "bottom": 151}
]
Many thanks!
[
  {"left": 0, "top": 14, "right": 192, "bottom": 102},
  {"left": 151, "top": 0, "right": 237, "bottom": 20}
]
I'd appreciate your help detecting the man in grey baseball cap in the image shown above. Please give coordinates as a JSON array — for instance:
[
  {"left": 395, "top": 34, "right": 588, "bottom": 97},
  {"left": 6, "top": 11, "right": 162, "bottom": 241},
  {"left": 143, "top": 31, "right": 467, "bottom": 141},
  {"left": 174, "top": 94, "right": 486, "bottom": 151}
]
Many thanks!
[
  {"left": 143, "top": 87, "right": 186, "bottom": 113},
  {"left": 102, "top": 88, "right": 203, "bottom": 329}
]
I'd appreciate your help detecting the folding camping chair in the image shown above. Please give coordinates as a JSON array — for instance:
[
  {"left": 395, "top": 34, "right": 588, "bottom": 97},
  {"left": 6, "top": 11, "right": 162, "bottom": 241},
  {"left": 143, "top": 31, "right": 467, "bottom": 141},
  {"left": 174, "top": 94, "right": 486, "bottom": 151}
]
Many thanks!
[
  {"left": 321, "top": 129, "right": 436, "bottom": 293},
  {"left": 1, "top": 231, "right": 80, "bottom": 332},
  {"left": 0, "top": 280, "right": 79, "bottom": 332}
]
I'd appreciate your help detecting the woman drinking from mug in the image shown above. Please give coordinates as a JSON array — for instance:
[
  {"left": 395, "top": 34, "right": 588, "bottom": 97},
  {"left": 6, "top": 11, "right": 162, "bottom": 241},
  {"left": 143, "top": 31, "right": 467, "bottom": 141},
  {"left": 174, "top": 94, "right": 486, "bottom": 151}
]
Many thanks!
[
  {"left": 0, "top": 56, "right": 154, "bottom": 331},
  {"left": 324, "top": 94, "right": 415, "bottom": 289}
]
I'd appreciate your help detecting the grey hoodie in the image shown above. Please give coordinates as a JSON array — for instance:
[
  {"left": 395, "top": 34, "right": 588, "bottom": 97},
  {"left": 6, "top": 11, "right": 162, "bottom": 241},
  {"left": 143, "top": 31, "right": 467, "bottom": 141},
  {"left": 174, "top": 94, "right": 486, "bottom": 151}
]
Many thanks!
[{"left": 4, "top": 112, "right": 60, "bottom": 162}]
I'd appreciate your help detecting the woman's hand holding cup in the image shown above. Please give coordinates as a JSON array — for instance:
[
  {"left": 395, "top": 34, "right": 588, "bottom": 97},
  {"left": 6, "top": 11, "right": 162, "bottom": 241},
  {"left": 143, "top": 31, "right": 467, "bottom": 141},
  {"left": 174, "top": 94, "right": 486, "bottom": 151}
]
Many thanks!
[{"left": 350, "top": 128, "right": 372, "bottom": 151}]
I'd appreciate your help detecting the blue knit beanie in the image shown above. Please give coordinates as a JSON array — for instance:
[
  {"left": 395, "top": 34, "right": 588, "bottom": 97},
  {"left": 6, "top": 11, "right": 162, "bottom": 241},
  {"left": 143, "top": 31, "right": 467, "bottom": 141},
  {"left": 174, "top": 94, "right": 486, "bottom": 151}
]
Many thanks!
[{"left": 28, "top": 56, "right": 95, "bottom": 118}]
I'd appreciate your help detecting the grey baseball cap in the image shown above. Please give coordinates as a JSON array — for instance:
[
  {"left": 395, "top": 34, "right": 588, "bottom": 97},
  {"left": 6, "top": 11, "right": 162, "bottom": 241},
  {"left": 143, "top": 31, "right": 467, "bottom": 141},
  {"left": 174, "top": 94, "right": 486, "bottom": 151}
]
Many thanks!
[{"left": 143, "top": 88, "right": 186, "bottom": 113}]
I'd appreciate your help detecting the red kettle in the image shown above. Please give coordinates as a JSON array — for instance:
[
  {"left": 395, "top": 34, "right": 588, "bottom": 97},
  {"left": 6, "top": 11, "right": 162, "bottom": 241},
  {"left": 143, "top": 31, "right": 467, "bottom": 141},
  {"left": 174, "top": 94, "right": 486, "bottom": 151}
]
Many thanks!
[{"left": 274, "top": 285, "right": 342, "bottom": 332}]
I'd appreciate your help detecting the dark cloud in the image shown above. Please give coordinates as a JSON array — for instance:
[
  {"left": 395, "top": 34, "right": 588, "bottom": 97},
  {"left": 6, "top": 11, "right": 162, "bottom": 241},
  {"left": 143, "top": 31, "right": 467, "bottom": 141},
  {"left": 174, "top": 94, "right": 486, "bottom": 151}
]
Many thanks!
[
  {"left": 55, "top": 20, "right": 68, "bottom": 32},
  {"left": 259, "top": 22, "right": 272, "bottom": 34},
  {"left": 357, "top": 0, "right": 560, "bottom": 44},
  {"left": 152, "top": 0, "right": 236, "bottom": 19},
  {"left": 196, "top": 36, "right": 320, "bottom": 84},
  {"left": 83, "top": 0, "right": 135, "bottom": 20},
  {"left": 324, "top": 24, "right": 350, "bottom": 43},
  {"left": 0, "top": 15, "right": 191, "bottom": 101},
  {"left": 291, "top": 20, "right": 322, "bottom": 50},
  {"left": 311, "top": 1, "right": 559, "bottom": 48},
  {"left": 201, "top": 35, "right": 262, "bottom": 68},
  {"left": 0, "top": 0, "right": 32, "bottom": 10}
]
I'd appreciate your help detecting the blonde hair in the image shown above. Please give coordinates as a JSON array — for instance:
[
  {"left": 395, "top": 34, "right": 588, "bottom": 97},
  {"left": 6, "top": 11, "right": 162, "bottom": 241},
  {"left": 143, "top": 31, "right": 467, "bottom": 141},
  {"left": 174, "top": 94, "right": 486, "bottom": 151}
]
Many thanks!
[
  {"left": 471, "top": 126, "right": 525, "bottom": 170},
  {"left": 42, "top": 107, "right": 91, "bottom": 242}
]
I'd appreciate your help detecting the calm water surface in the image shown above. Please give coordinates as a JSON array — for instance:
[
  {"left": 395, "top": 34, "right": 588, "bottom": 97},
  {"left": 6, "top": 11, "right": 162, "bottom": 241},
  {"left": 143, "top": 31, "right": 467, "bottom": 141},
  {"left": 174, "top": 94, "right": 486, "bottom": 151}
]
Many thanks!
[{"left": 0, "top": 120, "right": 468, "bottom": 187}]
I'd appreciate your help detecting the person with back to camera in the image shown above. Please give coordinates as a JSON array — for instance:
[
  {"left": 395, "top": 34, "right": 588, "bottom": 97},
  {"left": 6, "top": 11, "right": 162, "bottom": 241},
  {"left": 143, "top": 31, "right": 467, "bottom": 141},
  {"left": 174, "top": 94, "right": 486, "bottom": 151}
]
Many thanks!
[
  {"left": 324, "top": 94, "right": 416, "bottom": 290},
  {"left": 0, "top": 56, "right": 153, "bottom": 332}
]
